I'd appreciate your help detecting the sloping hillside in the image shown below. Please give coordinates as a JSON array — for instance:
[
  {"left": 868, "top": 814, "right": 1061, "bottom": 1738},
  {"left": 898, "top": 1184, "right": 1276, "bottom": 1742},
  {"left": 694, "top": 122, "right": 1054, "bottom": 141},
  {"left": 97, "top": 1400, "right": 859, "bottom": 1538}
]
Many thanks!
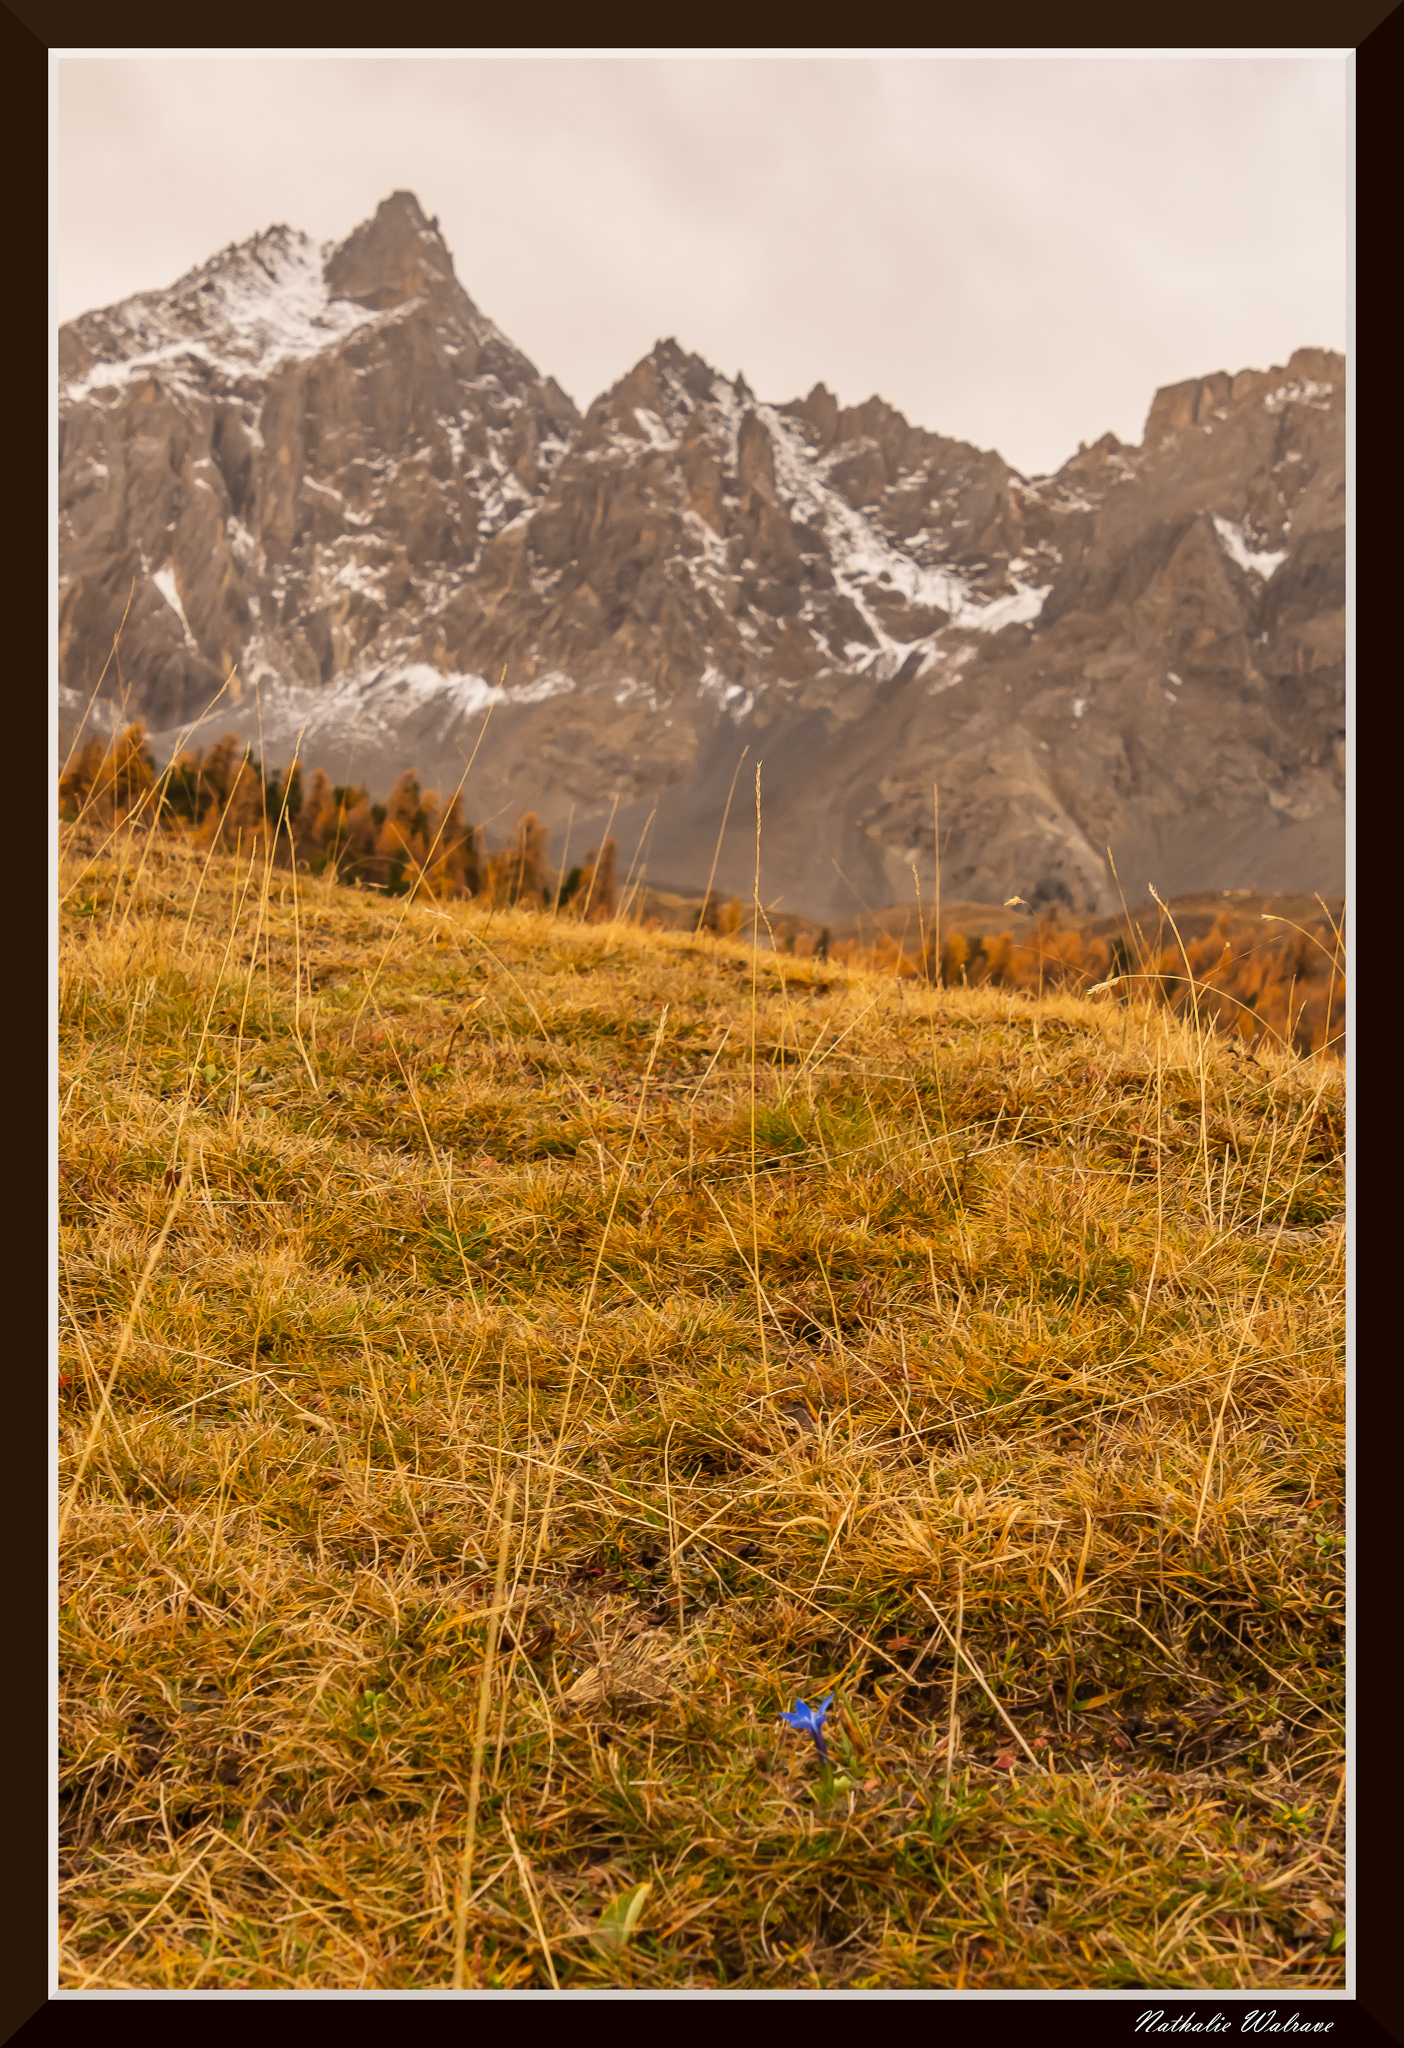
[{"left": 59, "top": 817, "right": 1344, "bottom": 1989}]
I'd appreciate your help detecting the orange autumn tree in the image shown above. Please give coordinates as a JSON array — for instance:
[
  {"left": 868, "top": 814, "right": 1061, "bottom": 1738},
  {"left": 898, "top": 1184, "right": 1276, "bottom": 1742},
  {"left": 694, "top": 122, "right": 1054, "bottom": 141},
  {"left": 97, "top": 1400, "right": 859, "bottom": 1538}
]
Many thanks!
[
  {"left": 568, "top": 836, "right": 619, "bottom": 922},
  {"left": 485, "top": 812, "right": 551, "bottom": 908},
  {"left": 59, "top": 721, "right": 156, "bottom": 826}
]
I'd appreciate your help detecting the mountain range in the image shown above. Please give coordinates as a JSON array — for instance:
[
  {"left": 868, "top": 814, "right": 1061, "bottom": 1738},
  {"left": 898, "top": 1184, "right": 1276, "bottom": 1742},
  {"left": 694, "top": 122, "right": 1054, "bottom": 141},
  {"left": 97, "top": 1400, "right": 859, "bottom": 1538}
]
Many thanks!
[{"left": 58, "top": 190, "right": 1345, "bottom": 920}]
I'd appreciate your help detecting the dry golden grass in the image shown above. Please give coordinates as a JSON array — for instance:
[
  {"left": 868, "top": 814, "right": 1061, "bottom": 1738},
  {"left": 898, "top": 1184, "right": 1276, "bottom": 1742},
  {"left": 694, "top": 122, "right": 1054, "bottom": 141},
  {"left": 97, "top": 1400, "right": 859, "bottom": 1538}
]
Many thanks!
[{"left": 58, "top": 815, "right": 1345, "bottom": 1991}]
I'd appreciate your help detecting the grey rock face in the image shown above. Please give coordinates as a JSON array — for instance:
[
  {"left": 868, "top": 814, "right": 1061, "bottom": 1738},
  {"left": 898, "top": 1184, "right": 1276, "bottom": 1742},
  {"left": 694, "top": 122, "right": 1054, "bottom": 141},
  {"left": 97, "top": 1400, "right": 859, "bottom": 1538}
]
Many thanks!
[{"left": 59, "top": 192, "right": 1343, "bottom": 919}]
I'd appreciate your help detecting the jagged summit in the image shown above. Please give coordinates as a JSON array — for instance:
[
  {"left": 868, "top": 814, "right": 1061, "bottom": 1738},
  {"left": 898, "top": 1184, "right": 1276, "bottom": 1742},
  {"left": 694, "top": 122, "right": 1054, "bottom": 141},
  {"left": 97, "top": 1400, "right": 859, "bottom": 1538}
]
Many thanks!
[
  {"left": 58, "top": 196, "right": 1344, "bottom": 918},
  {"left": 1143, "top": 346, "right": 1345, "bottom": 446},
  {"left": 325, "top": 189, "right": 464, "bottom": 315},
  {"left": 586, "top": 337, "right": 728, "bottom": 430}
]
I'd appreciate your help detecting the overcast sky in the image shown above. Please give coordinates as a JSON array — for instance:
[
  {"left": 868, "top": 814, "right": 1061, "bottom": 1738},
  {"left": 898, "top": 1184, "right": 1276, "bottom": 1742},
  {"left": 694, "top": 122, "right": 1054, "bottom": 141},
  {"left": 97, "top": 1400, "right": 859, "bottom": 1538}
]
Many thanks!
[{"left": 53, "top": 53, "right": 1349, "bottom": 478}]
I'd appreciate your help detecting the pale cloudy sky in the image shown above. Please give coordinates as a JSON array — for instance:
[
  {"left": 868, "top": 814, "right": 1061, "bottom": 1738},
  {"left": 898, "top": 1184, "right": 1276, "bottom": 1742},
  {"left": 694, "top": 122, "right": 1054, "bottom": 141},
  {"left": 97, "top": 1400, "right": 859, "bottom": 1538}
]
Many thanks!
[{"left": 53, "top": 53, "right": 1350, "bottom": 477}]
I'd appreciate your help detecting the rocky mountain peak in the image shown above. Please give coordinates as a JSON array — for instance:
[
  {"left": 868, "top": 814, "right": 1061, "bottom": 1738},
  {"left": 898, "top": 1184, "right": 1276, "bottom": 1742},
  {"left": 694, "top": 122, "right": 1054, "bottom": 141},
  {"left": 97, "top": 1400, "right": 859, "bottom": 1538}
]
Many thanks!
[
  {"left": 324, "top": 188, "right": 462, "bottom": 315},
  {"left": 586, "top": 338, "right": 727, "bottom": 438},
  {"left": 58, "top": 197, "right": 1344, "bottom": 920},
  {"left": 736, "top": 408, "right": 778, "bottom": 502},
  {"left": 781, "top": 383, "right": 841, "bottom": 452},
  {"left": 1143, "top": 345, "right": 1344, "bottom": 446}
]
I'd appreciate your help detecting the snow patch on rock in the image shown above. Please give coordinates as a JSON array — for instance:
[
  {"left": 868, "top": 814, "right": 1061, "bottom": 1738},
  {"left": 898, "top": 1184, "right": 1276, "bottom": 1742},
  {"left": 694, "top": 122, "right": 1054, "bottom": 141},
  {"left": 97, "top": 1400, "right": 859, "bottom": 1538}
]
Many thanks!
[
  {"left": 151, "top": 566, "right": 197, "bottom": 648},
  {"left": 1263, "top": 379, "right": 1335, "bottom": 414},
  {"left": 1213, "top": 516, "right": 1287, "bottom": 581},
  {"left": 63, "top": 229, "right": 382, "bottom": 402}
]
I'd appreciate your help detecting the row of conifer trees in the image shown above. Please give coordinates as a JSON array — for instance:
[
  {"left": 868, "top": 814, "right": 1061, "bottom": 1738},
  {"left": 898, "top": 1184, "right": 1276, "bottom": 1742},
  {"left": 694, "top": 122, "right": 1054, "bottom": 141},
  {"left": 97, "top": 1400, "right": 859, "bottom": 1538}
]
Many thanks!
[
  {"left": 58, "top": 722, "right": 621, "bottom": 917},
  {"left": 835, "top": 908, "right": 1345, "bottom": 1059},
  {"left": 58, "top": 721, "right": 1344, "bottom": 1054}
]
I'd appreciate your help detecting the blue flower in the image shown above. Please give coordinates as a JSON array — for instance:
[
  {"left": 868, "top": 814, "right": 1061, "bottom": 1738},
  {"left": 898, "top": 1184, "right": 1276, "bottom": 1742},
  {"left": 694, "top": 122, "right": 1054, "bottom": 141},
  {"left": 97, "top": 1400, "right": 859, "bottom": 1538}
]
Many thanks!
[{"left": 779, "top": 1693, "right": 834, "bottom": 1761}]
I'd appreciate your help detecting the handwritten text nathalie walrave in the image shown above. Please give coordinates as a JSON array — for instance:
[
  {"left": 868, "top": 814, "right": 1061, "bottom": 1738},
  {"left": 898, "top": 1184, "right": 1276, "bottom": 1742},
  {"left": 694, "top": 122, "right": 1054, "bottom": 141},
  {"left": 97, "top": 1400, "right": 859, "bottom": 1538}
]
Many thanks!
[{"left": 1136, "top": 2016, "right": 1334, "bottom": 2035}]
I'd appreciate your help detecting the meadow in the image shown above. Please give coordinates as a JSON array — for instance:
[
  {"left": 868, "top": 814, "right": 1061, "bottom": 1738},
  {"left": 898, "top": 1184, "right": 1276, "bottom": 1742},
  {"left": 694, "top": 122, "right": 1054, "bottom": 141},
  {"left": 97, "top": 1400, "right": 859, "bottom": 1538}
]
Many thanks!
[
  {"left": 57, "top": 773, "right": 1345, "bottom": 1991},
  {"left": 58, "top": 720, "right": 1346, "bottom": 1064}
]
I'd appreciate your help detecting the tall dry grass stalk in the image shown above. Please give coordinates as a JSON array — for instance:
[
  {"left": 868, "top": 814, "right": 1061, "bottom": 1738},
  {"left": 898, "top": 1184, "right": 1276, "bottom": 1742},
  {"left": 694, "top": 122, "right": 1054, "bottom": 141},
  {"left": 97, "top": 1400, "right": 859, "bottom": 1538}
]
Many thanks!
[
  {"left": 58, "top": 1142, "right": 195, "bottom": 1546},
  {"left": 349, "top": 701, "right": 497, "bottom": 1043},
  {"left": 454, "top": 1481, "right": 517, "bottom": 1989},
  {"left": 516, "top": 1006, "right": 671, "bottom": 1623},
  {"left": 749, "top": 763, "right": 770, "bottom": 1396},
  {"left": 701, "top": 747, "right": 749, "bottom": 944},
  {"left": 932, "top": 781, "right": 941, "bottom": 968},
  {"left": 58, "top": 579, "right": 136, "bottom": 789},
  {"left": 943, "top": 1564, "right": 964, "bottom": 1805},
  {"left": 1190, "top": 1055, "right": 1337, "bottom": 1545},
  {"left": 916, "top": 1587, "right": 1040, "bottom": 1769},
  {"left": 577, "top": 793, "right": 620, "bottom": 926}
]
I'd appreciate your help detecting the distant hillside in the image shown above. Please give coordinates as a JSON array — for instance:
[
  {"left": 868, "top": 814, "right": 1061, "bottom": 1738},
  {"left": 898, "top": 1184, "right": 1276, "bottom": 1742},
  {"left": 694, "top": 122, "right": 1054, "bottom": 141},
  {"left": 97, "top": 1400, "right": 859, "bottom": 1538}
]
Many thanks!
[{"left": 59, "top": 718, "right": 1344, "bottom": 1064}]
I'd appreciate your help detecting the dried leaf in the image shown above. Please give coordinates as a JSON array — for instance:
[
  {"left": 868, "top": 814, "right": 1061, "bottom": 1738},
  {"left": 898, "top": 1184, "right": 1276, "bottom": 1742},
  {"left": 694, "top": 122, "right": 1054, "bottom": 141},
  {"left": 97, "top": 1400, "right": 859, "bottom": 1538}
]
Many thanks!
[{"left": 563, "top": 1628, "right": 681, "bottom": 1712}]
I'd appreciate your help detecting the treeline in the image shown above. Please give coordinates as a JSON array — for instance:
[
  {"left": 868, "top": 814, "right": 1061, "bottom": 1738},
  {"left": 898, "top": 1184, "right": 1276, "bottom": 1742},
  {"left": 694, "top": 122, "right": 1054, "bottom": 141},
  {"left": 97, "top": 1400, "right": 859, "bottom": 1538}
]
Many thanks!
[
  {"left": 58, "top": 723, "right": 624, "bottom": 918},
  {"left": 59, "top": 723, "right": 1344, "bottom": 1055},
  {"left": 831, "top": 911, "right": 1345, "bottom": 1060}
]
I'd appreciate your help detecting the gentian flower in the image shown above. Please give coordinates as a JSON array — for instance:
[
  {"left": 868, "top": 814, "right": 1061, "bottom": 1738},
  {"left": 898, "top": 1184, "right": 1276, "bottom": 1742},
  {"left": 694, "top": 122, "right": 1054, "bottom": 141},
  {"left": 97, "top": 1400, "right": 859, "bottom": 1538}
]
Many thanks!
[{"left": 779, "top": 1693, "right": 835, "bottom": 1762}]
